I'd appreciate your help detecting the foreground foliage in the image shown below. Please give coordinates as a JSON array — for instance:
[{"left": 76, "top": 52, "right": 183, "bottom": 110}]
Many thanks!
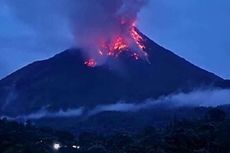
[{"left": 1, "top": 108, "right": 230, "bottom": 153}]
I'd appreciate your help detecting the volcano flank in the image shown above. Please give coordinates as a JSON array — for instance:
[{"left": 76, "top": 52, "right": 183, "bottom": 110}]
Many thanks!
[{"left": 0, "top": 29, "right": 228, "bottom": 116}]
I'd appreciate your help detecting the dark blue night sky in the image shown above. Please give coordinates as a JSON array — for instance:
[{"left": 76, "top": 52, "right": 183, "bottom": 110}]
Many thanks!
[{"left": 0, "top": 0, "right": 229, "bottom": 79}]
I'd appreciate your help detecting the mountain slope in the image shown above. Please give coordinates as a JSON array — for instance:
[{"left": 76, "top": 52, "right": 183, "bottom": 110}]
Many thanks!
[{"left": 0, "top": 30, "right": 225, "bottom": 116}]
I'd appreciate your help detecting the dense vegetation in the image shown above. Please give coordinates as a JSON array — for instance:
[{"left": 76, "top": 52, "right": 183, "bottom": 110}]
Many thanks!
[{"left": 1, "top": 108, "right": 230, "bottom": 153}]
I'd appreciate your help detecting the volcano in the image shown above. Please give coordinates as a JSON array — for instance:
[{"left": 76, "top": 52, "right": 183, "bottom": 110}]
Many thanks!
[{"left": 0, "top": 29, "right": 228, "bottom": 116}]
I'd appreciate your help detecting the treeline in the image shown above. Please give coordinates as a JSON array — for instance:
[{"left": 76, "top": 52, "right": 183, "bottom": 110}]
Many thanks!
[
  {"left": 0, "top": 118, "right": 78, "bottom": 153},
  {"left": 1, "top": 108, "right": 230, "bottom": 153}
]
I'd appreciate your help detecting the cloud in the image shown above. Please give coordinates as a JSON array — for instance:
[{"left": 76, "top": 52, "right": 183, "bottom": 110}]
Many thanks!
[
  {"left": 160, "top": 88, "right": 230, "bottom": 107},
  {"left": 14, "top": 107, "right": 84, "bottom": 120},
  {"left": 87, "top": 89, "right": 230, "bottom": 116},
  {"left": 5, "top": 88, "right": 229, "bottom": 120}
]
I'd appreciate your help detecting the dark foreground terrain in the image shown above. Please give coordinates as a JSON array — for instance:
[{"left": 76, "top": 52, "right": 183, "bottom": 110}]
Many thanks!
[{"left": 1, "top": 106, "right": 230, "bottom": 153}]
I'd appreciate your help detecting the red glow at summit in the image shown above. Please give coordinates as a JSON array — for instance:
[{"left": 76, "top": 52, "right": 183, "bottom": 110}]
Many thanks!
[{"left": 84, "top": 20, "right": 148, "bottom": 67}]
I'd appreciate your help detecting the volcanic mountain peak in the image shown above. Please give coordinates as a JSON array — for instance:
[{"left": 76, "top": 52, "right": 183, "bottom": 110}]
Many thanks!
[{"left": 0, "top": 30, "right": 226, "bottom": 116}]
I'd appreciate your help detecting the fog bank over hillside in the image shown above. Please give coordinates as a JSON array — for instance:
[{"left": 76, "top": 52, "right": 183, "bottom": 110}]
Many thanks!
[{"left": 6, "top": 88, "right": 229, "bottom": 120}]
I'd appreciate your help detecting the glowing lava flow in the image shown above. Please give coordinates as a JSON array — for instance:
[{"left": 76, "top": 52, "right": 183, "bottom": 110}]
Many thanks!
[
  {"left": 112, "top": 36, "right": 128, "bottom": 51},
  {"left": 130, "top": 27, "right": 148, "bottom": 58},
  {"left": 97, "top": 36, "right": 129, "bottom": 57},
  {"left": 97, "top": 27, "right": 147, "bottom": 58},
  {"left": 108, "top": 36, "right": 129, "bottom": 56},
  {"left": 130, "top": 27, "right": 146, "bottom": 50},
  {"left": 84, "top": 23, "right": 148, "bottom": 67}
]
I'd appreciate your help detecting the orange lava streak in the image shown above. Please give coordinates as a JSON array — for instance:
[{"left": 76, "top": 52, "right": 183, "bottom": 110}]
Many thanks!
[
  {"left": 130, "top": 27, "right": 146, "bottom": 50},
  {"left": 113, "top": 36, "right": 128, "bottom": 50},
  {"left": 108, "top": 36, "right": 128, "bottom": 56},
  {"left": 99, "top": 36, "right": 129, "bottom": 57}
]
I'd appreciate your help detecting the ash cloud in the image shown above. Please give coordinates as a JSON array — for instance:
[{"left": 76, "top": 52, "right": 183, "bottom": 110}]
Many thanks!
[
  {"left": 0, "top": 0, "right": 149, "bottom": 78},
  {"left": 70, "top": 0, "right": 149, "bottom": 59}
]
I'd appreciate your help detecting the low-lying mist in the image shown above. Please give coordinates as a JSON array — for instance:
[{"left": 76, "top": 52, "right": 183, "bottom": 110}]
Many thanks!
[{"left": 4, "top": 88, "right": 230, "bottom": 120}]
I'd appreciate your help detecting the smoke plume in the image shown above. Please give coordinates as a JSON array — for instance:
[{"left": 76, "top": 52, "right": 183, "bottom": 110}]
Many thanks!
[
  {"left": 70, "top": 0, "right": 150, "bottom": 61},
  {"left": 4, "top": 0, "right": 149, "bottom": 53}
]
